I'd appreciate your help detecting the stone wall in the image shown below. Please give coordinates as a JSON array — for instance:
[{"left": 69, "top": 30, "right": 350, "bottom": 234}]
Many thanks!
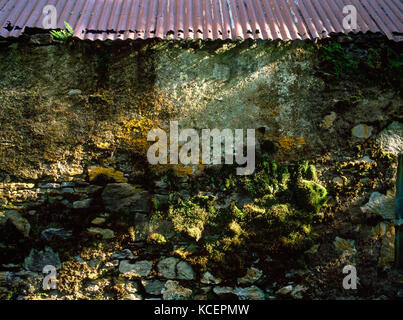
[{"left": 0, "top": 35, "right": 402, "bottom": 300}]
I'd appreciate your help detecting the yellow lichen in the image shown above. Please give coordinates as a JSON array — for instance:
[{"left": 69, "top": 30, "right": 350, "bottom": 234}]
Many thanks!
[
  {"left": 118, "top": 115, "right": 161, "bottom": 156},
  {"left": 88, "top": 166, "right": 128, "bottom": 183},
  {"left": 278, "top": 136, "right": 306, "bottom": 151}
]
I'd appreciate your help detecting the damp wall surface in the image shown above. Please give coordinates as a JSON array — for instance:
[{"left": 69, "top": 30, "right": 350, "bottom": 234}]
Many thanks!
[{"left": 0, "top": 37, "right": 400, "bottom": 182}]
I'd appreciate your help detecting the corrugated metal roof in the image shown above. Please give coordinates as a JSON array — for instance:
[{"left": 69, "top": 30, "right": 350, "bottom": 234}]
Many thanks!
[{"left": 0, "top": 0, "right": 402, "bottom": 41}]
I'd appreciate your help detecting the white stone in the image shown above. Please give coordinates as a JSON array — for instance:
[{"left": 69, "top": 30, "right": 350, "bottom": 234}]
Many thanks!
[
  {"left": 352, "top": 124, "right": 373, "bottom": 139},
  {"left": 124, "top": 293, "right": 142, "bottom": 300},
  {"left": 68, "top": 89, "right": 82, "bottom": 96},
  {"left": 377, "top": 121, "right": 403, "bottom": 155},
  {"left": 360, "top": 191, "right": 395, "bottom": 220},
  {"left": 276, "top": 285, "right": 293, "bottom": 295}
]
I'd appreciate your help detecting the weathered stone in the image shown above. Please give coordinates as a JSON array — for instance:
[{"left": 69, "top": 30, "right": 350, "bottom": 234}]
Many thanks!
[
  {"left": 127, "top": 214, "right": 173, "bottom": 242},
  {"left": 119, "top": 260, "right": 153, "bottom": 277},
  {"left": 237, "top": 267, "right": 263, "bottom": 285},
  {"left": 59, "top": 163, "right": 84, "bottom": 177},
  {"left": 141, "top": 279, "right": 165, "bottom": 295},
  {"left": 29, "top": 34, "right": 53, "bottom": 45},
  {"left": 86, "top": 185, "right": 104, "bottom": 194},
  {"left": 176, "top": 261, "right": 195, "bottom": 280},
  {"left": 360, "top": 191, "right": 395, "bottom": 220},
  {"left": 333, "top": 236, "right": 356, "bottom": 254},
  {"left": 88, "top": 257, "right": 102, "bottom": 268},
  {"left": 102, "top": 183, "right": 150, "bottom": 213},
  {"left": 373, "top": 222, "right": 395, "bottom": 268},
  {"left": 201, "top": 272, "right": 222, "bottom": 285},
  {"left": 102, "top": 183, "right": 137, "bottom": 200},
  {"left": 154, "top": 194, "right": 169, "bottom": 207},
  {"left": 213, "top": 286, "right": 236, "bottom": 297},
  {"left": 214, "top": 193, "right": 253, "bottom": 210},
  {"left": 276, "top": 285, "right": 293, "bottom": 295},
  {"left": 157, "top": 257, "right": 179, "bottom": 279},
  {"left": 333, "top": 176, "right": 344, "bottom": 186},
  {"left": 67, "top": 89, "right": 82, "bottom": 96},
  {"left": 125, "top": 281, "right": 140, "bottom": 294},
  {"left": 358, "top": 156, "right": 374, "bottom": 163},
  {"left": 235, "top": 286, "right": 265, "bottom": 300},
  {"left": 200, "top": 286, "right": 212, "bottom": 294},
  {"left": 2, "top": 183, "right": 35, "bottom": 190},
  {"left": 38, "top": 183, "right": 60, "bottom": 189},
  {"left": 123, "top": 191, "right": 150, "bottom": 213},
  {"left": 73, "top": 198, "right": 92, "bottom": 209},
  {"left": 155, "top": 180, "right": 169, "bottom": 190},
  {"left": 162, "top": 280, "right": 192, "bottom": 300},
  {"left": 322, "top": 112, "right": 337, "bottom": 129},
  {"left": 351, "top": 124, "right": 373, "bottom": 139},
  {"left": 290, "top": 285, "right": 308, "bottom": 299},
  {"left": 376, "top": 121, "right": 403, "bottom": 155},
  {"left": 104, "top": 260, "right": 119, "bottom": 268},
  {"left": 91, "top": 217, "right": 106, "bottom": 225},
  {"left": 6, "top": 210, "right": 30, "bottom": 237},
  {"left": 148, "top": 217, "right": 176, "bottom": 240},
  {"left": 41, "top": 228, "right": 72, "bottom": 241},
  {"left": 61, "top": 200, "right": 71, "bottom": 207},
  {"left": 87, "top": 227, "right": 115, "bottom": 239},
  {"left": 61, "top": 182, "right": 75, "bottom": 187},
  {"left": 85, "top": 283, "right": 100, "bottom": 293},
  {"left": 132, "top": 213, "right": 150, "bottom": 241},
  {"left": 124, "top": 293, "right": 142, "bottom": 300},
  {"left": 23, "top": 247, "right": 61, "bottom": 272},
  {"left": 111, "top": 249, "right": 135, "bottom": 260}
]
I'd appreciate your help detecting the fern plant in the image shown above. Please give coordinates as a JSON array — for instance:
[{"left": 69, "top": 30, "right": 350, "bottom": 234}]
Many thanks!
[{"left": 50, "top": 22, "right": 74, "bottom": 40}]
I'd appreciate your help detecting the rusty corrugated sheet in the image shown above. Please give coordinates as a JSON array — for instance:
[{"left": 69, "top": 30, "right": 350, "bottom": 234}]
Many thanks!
[{"left": 0, "top": 0, "right": 402, "bottom": 41}]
